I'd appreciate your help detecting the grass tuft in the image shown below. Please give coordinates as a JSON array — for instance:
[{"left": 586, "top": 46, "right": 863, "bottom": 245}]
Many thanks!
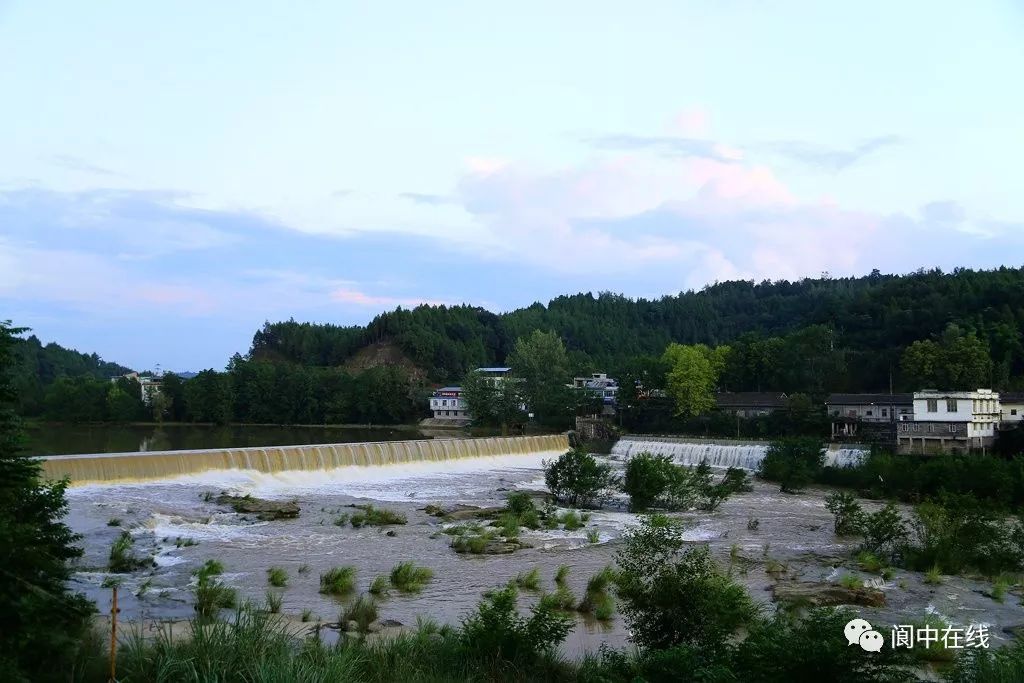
[
  {"left": 350, "top": 505, "right": 407, "bottom": 528},
  {"left": 390, "top": 561, "right": 434, "bottom": 593},
  {"left": 514, "top": 568, "right": 541, "bottom": 591},
  {"left": 319, "top": 566, "right": 357, "bottom": 596},
  {"left": 267, "top": 566, "right": 288, "bottom": 588},
  {"left": 342, "top": 594, "right": 379, "bottom": 633},
  {"left": 264, "top": 590, "right": 282, "bottom": 614},
  {"left": 369, "top": 575, "right": 390, "bottom": 596}
]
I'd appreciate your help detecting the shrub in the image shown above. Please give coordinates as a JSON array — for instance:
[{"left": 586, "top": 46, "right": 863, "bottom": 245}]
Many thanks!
[
  {"left": 342, "top": 594, "right": 379, "bottom": 633},
  {"left": 622, "top": 453, "right": 692, "bottom": 511},
  {"left": 860, "top": 503, "right": 907, "bottom": 562},
  {"left": 554, "top": 565, "right": 570, "bottom": 586},
  {"left": 824, "top": 491, "right": 865, "bottom": 536},
  {"left": 505, "top": 491, "right": 536, "bottom": 516},
  {"left": 369, "top": 575, "right": 390, "bottom": 596},
  {"left": 579, "top": 566, "right": 616, "bottom": 619},
  {"left": 924, "top": 565, "right": 943, "bottom": 585},
  {"left": 300, "top": 608, "right": 314, "bottom": 622},
  {"left": 544, "top": 448, "right": 616, "bottom": 507},
  {"left": 459, "top": 583, "right": 574, "bottom": 665},
  {"left": 538, "top": 586, "right": 576, "bottom": 611},
  {"left": 496, "top": 512, "right": 521, "bottom": 539},
  {"left": 991, "top": 575, "right": 1012, "bottom": 603},
  {"left": 319, "top": 566, "right": 357, "bottom": 595},
  {"left": 856, "top": 550, "right": 885, "bottom": 574},
  {"left": 390, "top": 561, "right": 434, "bottom": 593},
  {"left": 586, "top": 529, "right": 601, "bottom": 544},
  {"left": 350, "top": 505, "right": 407, "bottom": 527},
  {"left": 759, "top": 438, "right": 825, "bottom": 493},
  {"left": 838, "top": 575, "right": 862, "bottom": 589},
  {"left": 615, "top": 516, "right": 757, "bottom": 650},
  {"left": 514, "top": 568, "right": 541, "bottom": 591},
  {"left": 561, "top": 510, "right": 583, "bottom": 531},
  {"left": 266, "top": 566, "right": 288, "bottom": 588}
]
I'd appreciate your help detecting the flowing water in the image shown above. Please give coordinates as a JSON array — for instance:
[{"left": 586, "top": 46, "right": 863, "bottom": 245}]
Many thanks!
[
  {"left": 61, "top": 435, "right": 1024, "bottom": 657},
  {"left": 611, "top": 435, "right": 868, "bottom": 469}
]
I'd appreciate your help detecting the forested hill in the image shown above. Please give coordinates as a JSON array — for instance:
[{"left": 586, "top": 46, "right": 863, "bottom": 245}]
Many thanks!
[
  {"left": 11, "top": 335, "right": 133, "bottom": 415},
  {"left": 250, "top": 266, "right": 1024, "bottom": 393}
]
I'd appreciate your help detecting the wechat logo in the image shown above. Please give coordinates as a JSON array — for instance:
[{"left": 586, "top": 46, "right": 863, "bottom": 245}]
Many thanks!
[{"left": 845, "top": 618, "right": 884, "bottom": 652}]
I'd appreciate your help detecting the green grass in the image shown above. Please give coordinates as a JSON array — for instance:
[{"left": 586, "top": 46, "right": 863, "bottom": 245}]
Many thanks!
[
  {"left": 319, "top": 566, "right": 357, "bottom": 595},
  {"left": 856, "top": 550, "right": 885, "bottom": 574},
  {"left": 586, "top": 529, "right": 600, "bottom": 544},
  {"left": 538, "top": 585, "right": 576, "bottom": 611},
  {"left": 369, "top": 575, "right": 390, "bottom": 596},
  {"left": 450, "top": 529, "right": 498, "bottom": 554},
  {"left": 333, "top": 513, "right": 350, "bottom": 526},
  {"left": 578, "top": 566, "right": 616, "bottom": 619},
  {"left": 342, "top": 594, "right": 379, "bottom": 633},
  {"left": 199, "top": 559, "right": 225, "bottom": 576},
  {"left": 350, "top": 505, "right": 407, "bottom": 527},
  {"left": 924, "top": 565, "right": 944, "bottom": 585},
  {"left": 174, "top": 537, "right": 198, "bottom": 548},
  {"left": 267, "top": 566, "right": 288, "bottom": 588},
  {"left": 390, "top": 561, "right": 434, "bottom": 593},
  {"left": 992, "top": 575, "right": 1013, "bottom": 603},
  {"left": 838, "top": 574, "right": 863, "bottom": 589},
  {"left": 908, "top": 616, "right": 957, "bottom": 663},
  {"left": 108, "top": 531, "right": 150, "bottom": 573},
  {"left": 300, "top": 608, "right": 315, "bottom": 623},
  {"left": 193, "top": 561, "right": 236, "bottom": 619},
  {"left": 555, "top": 565, "right": 570, "bottom": 586},
  {"left": 264, "top": 590, "right": 282, "bottom": 614},
  {"left": 560, "top": 510, "right": 583, "bottom": 531},
  {"left": 497, "top": 512, "right": 521, "bottom": 539},
  {"left": 764, "top": 557, "right": 787, "bottom": 577},
  {"left": 514, "top": 568, "right": 541, "bottom": 591},
  {"left": 107, "top": 517, "right": 122, "bottom": 527}
]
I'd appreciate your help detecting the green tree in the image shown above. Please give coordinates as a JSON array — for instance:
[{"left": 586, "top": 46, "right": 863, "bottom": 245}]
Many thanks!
[
  {"left": 662, "top": 343, "right": 729, "bottom": 417},
  {"left": 158, "top": 372, "right": 188, "bottom": 422},
  {"left": 184, "top": 369, "right": 235, "bottom": 424},
  {"left": 615, "top": 515, "right": 757, "bottom": 651},
  {"left": 759, "top": 438, "right": 826, "bottom": 493},
  {"left": 508, "top": 330, "right": 571, "bottom": 425},
  {"left": 543, "top": 448, "right": 616, "bottom": 508},
  {"left": 0, "top": 321, "right": 94, "bottom": 681},
  {"left": 901, "top": 323, "right": 993, "bottom": 389}
]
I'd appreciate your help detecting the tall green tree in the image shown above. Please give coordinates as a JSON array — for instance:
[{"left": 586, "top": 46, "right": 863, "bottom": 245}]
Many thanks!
[
  {"left": 663, "top": 343, "right": 730, "bottom": 417},
  {"left": 901, "top": 323, "right": 993, "bottom": 389},
  {"left": 0, "top": 322, "right": 94, "bottom": 681},
  {"left": 184, "top": 369, "right": 235, "bottom": 424},
  {"left": 508, "top": 330, "right": 572, "bottom": 426}
]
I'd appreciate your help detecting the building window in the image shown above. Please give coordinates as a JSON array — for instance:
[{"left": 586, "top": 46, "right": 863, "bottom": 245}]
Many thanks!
[
  {"left": 901, "top": 424, "right": 909, "bottom": 432},
  {"left": 927, "top": 425, "right": 934, "bottom": 433},
  {"left": 949, "top": 425, "right": 957, "bottom": 433},
  {"left": 866, "top": 410, "right": 873, "bottom": 416},
  {"left": 946, "top": 399, "right": 957, "bottom": 412},
  {"left": 912, "top": 424, "right": 919, "bottom": 432},
  {"left": 927, "top": 399, "right": 938, "bottom": 413},
  {"left": 882, "top": 409, "right": 888, "bottom": 417},
  {"left": 1013, "top": 409, "right": 1019, "bottom": 416}
]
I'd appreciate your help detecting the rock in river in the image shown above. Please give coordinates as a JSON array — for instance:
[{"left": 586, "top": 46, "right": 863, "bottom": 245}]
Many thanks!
[
  {"left": 772, "top": 582, "right": 886, "bottom": 608},
  {"left": 216, "top": 494, "right": 300, "bottom": 521}
]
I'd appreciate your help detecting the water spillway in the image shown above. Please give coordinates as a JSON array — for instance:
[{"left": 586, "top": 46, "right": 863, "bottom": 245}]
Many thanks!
[
  {"left": 41, "top": 434, "right": 569, "bottom": 485},
  {"left": 610, "top": 435, "right": 867, "bottom": 470}
]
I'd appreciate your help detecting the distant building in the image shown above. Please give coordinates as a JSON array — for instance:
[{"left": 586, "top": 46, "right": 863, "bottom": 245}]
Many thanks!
[
  {"left": 476, "top": 367, "right": 512, "bottom": 384},
  {"left": 112, "top": 371, "right": 163, "bottom": 405},
  {"left": 826, "top": 393, "right": 913, "bottom": 440},
  {"left": 572, "top": 373, "right": 619, "bottom": 404},
  {"left": 715, "top": 392, "right": 788, "bottom": 418},
  {"left": 897, "top": 389, "right": 1001, "bottom": 454},
  {"left": 428, "top": 386, "right": 469, "bottom": 422},
  {"left": 1001, "top": 391, "right": 1024, "bottom": 426}
]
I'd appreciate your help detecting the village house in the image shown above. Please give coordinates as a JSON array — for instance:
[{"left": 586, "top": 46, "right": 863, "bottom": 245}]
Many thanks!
[
  {"left": 1001, "top": 391, "right": 1024, "bottom": 426},
  {"left": 897, "top": 389, "right": 1001, "bottom": 454},
  {"left": 826, "top": 393, "right": 913, "bottom": 440}
]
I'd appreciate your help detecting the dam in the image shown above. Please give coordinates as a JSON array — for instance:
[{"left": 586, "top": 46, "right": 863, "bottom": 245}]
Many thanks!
[
  {"left": 41, "top": 433, "right": 569, "bottom": 485},
  {"left": 610, "top": 435, "right": 867, "bottom": 470}
]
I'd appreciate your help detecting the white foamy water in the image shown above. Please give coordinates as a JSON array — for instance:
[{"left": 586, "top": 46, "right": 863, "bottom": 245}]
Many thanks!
[{"left": 611, "top": 437, "right": 866, "bottom": 470}]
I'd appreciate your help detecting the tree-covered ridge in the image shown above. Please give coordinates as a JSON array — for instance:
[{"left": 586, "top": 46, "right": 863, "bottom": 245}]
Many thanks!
[
  {"left": 11, "top": 334, "right": 133, "bottom": 415},
  {"left": 249, "top": 267, "right": 1024, "bottom": 391}
]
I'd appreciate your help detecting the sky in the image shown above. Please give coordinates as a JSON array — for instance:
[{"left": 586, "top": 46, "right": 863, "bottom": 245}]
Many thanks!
[{"left": 1, "top": 1, "right": 1023, "bottom": 371}]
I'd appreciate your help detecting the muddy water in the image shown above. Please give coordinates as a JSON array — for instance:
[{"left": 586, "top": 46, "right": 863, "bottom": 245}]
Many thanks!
[{"left": 66, "top": 447, "right": 1024, "bottom": 657}]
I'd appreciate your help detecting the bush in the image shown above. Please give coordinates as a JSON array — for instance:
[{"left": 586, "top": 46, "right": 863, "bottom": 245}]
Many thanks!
[
  {"left": 264, "top": 590, "right": 282, "bottom": 614},
  {"left": 390, "top": 561, "right": 434, "bottom": 593},
  {"left": 560, "top": 510, "right": 583, "bottom": 531},
  {"left": 543, "top": 448, "right": 616, "bottom": 507},
  {"left": 266, "top": 566, "right": 288, "bottom": 588},
  {"left": 759, "top": 438, "right": 825, "bottom": 493},
  {"left": 108, "top": 531, "right": 150, "bottom": 573},
  {"left": 505, "top": 491, "right": 536, "bottom": 516},
  {"left": 615, "top": 515, "right": 757, "bottom": 650},
  {"left": 622, "top": 453, "right": 692, "bottom": 511},
  {"left": 459, "top": 583, "right": 574, "bottom": 664},
  {"left": 860, "top": 503, "right": 907, "bottom": 563},
  {"left": 319, "top": 566, "right": 357, "bottom": 595},
  {"left": 825, "top": 491, "right": 865, "bottom": 536}
]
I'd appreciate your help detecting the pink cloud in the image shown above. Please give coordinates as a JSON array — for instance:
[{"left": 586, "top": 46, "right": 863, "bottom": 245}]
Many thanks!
[
  {"left": 670, "top": 107, "right": 710, "bottom": 137},
  {"left": 330, "top": 287, "right": 448, "bottom": 308}
]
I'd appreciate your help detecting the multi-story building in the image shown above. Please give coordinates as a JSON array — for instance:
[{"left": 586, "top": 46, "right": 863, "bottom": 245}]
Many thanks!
[
  {"left": 897, "top": 389, "right": 1001, "bottom": 454},
  {"left": 826, "top": 393, "right": 913, "bottom": 440},
  {"left": 572, "top": 373, "right": 619, "bottom": 404},
  {"left": 476, "top": 367, "right": 512, "bottom": 384},
  {"left": 428, "top": 386, "right": 470, "bottom": 422}
]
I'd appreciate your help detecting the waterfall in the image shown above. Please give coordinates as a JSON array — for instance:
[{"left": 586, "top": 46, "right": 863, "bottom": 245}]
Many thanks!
[
  {"left": 41, "top": 434, "right": 570, "bottom": 485},
  {"left": 610, "top": 436, "right": 867, "bottom": 471}
]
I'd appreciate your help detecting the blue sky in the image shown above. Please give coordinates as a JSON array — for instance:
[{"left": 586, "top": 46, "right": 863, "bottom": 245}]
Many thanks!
[{"left": 1, "top": 1, "right": 1022, "bottom": 371}]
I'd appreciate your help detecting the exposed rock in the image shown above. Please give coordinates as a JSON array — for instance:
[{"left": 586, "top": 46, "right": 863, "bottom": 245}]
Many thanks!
[
  {"left": 772, "top": 582, "right": 886, "bottom": 608},
  {"left": 366, "top": 620, "right": 382, "bottom": 633},
  {"left": 421, "top": 503, "right": 505, "bottom": 521},
  {"left": 379, "top": 619, "right": 403, "bottom": 628},
  {"left": 216, "top": 495, "right": 300, "bottom": 521},
  {"left": 452, "top": 538, "right": 532, "bottom": 555},
  {"left": 385, "top": 530, "right": 397, "bottom": 537}
]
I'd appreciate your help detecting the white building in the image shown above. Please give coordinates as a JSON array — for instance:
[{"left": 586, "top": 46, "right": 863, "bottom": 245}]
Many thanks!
[
  {"left": 898, "top": 389, "right": 1001, "bottom": 454},
  {"left": 572, "top": 373, "right": 619, "bottom": 403},
  {"left": 1001, "top": 392, "right": 1024, "bottom": 425},
  {"left": 428, "top": 386, "right": 470, "bottom": 422}
]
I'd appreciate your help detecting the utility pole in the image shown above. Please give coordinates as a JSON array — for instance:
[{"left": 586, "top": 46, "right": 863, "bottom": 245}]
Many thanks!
[{"left": 109, "top": 585, "right": 119, "bottom": 683}]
